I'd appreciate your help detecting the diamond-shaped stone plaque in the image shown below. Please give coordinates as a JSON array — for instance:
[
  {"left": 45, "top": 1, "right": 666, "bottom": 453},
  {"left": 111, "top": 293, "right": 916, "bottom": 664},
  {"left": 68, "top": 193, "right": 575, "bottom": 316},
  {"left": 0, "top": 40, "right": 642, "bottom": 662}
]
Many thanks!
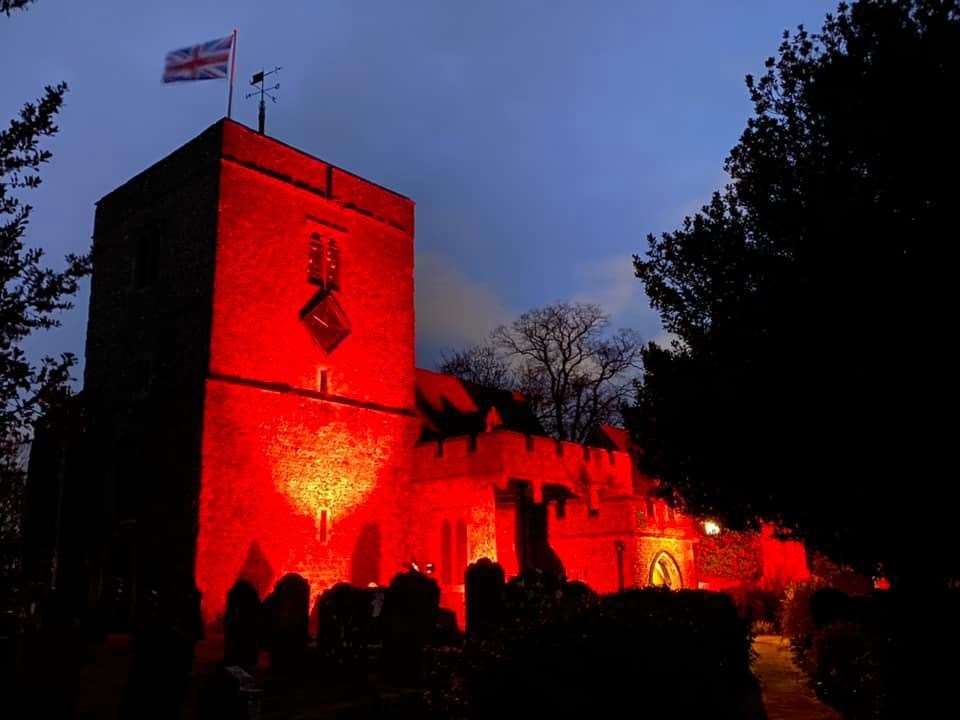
[{"left": 302, "top": 292, "right": 351, "bottom": 353}]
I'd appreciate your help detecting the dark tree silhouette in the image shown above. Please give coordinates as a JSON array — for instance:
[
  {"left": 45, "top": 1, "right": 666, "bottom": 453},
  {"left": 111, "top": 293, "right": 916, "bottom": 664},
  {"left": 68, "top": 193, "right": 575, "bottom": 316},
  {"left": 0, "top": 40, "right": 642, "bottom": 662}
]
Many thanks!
[
  {"left": 631, "top": 0, "right": 959, "bottom": 586},
  {"left": 0, "top": 84, "right": 89, "bottom": 576},
  {"left": 439, "top": 344, "right": 512, "bottom": 391},
  {"left": 441, "top": 302, "right": 641, "bottom": 443},
  {"left": 1, "top": 0, "right": 36, "bottom": 16}
]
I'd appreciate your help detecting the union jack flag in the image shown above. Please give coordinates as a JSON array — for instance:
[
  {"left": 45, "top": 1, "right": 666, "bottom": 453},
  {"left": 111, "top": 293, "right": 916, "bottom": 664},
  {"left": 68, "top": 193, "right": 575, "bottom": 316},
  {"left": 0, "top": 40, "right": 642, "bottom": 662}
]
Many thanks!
[{"left": 163, "top": 35, "right": 233, "bottom": 83}]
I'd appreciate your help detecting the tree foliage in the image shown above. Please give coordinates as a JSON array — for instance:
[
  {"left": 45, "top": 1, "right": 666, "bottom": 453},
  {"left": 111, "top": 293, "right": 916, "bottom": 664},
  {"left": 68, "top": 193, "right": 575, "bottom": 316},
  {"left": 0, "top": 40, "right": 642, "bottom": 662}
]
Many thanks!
[
  {"left": 1, "top": 83, "right": 89, "bottom": 568},
  {"left": 440, "top": 302, "right": 641, "bottom": 443},
  {"left": 631, "top": 0, "right": 959, "bottom": 585}
]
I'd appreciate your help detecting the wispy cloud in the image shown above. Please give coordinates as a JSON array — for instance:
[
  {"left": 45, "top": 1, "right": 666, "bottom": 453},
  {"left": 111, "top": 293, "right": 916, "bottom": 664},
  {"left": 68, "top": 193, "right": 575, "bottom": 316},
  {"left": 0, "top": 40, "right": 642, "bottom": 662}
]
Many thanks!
[
  {"left": 572, "top": 254, "right": 665, "bottom": 342},
  {"left": 415, "top": 252, "right": 512, "bottom": 367}
]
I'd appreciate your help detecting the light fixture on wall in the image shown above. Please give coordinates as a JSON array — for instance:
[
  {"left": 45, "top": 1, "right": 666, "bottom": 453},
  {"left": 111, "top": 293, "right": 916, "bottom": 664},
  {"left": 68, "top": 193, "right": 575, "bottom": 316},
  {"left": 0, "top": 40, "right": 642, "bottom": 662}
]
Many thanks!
[{"left": 703, "top": 519, "right": 721, "bottom": 536}]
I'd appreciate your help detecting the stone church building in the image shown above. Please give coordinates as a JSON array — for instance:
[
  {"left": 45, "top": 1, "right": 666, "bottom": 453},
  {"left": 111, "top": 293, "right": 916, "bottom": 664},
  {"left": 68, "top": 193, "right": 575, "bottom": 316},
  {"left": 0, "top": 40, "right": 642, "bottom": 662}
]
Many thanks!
[{"left": 25, "top": 120, "right": 808, "bottom": 625}]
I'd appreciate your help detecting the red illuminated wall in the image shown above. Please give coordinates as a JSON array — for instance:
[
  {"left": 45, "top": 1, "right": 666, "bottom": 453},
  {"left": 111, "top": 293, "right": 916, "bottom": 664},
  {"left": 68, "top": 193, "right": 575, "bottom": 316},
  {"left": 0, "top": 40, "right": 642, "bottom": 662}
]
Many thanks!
[
  {"left": 195, "top": 122, "right": 417, "bottom": 621},
  {"left": 87, "top": 120, "right": 811, "bottom": 629},
  {"left": 412, "top": 431, "right": 700, "bottom": 621},
  {"left": 758, "top": 523, "right": 810, "bottom": 589},
  {"left": 697, "top": 523, "right": 810, "bottom": 591},
  {"left": 182, "top": 121, "right": 803, "bottom": 624}
]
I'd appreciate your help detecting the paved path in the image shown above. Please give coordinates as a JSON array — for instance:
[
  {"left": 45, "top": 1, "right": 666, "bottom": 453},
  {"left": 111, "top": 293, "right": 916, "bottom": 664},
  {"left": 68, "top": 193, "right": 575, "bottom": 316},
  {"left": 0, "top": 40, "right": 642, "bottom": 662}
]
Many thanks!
[{"left": 753, "top": 635, "right": 841, "bottom": 720}]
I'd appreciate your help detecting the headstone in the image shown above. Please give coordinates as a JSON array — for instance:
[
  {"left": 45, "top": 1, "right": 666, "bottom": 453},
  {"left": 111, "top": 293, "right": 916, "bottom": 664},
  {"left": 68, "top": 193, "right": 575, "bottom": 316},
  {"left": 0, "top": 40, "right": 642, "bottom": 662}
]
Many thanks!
[
  {"left": 315, "top": 583, "right": 373, "bottom": 678},
  {"left": 465, "top": 558, "right": 505, "bottom": 639},
  {"left": 224, "top": 580, "right": 262, "bottom": 670},
  {"left": 381, "top": 571, "right": 439, "bottom": 684},
  {"left": 263, "top": 573, "right": 309, "bottom": 671}
]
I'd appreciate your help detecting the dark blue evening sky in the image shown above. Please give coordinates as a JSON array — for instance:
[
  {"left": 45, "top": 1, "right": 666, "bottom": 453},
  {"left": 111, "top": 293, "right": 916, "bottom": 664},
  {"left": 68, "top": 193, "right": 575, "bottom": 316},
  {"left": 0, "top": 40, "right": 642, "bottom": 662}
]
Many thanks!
[{"left": 2, "top": 1, "right": 836, "bottom": 375}]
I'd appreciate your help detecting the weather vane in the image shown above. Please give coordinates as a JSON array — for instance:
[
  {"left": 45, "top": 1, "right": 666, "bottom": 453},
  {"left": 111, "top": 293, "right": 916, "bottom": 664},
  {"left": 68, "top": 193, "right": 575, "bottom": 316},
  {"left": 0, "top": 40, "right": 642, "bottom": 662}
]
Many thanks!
[{"left": 246, "top": 66, "right": 281, "bottom": 135}]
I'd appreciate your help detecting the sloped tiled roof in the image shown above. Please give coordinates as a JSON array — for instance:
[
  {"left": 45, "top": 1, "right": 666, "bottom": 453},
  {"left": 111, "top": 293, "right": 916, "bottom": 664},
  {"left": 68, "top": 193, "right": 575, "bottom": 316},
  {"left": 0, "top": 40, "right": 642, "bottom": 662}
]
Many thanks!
[
  {"left": 415, "top": 368, "right": 543, "bottom": 441},
  {"left": 589, "top": 424, "right": 633, "bottom": 452}
]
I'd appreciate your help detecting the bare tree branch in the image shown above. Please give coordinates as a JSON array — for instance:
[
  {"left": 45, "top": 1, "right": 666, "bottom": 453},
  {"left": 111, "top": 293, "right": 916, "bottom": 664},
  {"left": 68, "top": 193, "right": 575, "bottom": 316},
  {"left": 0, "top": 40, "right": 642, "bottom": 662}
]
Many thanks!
[{"left": 444, "top": 302, "right": 642, "bottom": 443}]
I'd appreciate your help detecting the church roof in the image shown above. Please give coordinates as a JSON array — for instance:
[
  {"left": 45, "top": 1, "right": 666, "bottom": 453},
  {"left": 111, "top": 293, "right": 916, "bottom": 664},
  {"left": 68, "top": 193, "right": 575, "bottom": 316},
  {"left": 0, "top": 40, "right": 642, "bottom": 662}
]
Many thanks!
[
  {"left": 590, "top": 424, "right": 633, "bottom": 452},
  {"left": 414, "top": 368, "right": 543, "bottom": 441}
]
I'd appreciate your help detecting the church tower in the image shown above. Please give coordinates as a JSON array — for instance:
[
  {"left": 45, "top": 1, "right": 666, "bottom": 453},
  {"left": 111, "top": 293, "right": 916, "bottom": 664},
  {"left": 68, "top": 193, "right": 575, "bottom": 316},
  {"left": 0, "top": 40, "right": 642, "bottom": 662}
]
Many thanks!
[{"left": 85, "top": 120, "right": 417, "bottom": 621}]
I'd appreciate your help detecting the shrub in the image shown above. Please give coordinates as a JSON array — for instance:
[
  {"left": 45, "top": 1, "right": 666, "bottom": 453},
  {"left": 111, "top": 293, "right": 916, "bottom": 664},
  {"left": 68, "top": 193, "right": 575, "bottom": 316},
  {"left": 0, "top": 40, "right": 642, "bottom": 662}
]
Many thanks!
[
  {"left": 433, "top": 608, "right": 461, "bottom": 647},
  {"left": 739, "top": 588, "right": 783, "bottom": 630},
  {"left": 802, "top": 590, "right": 960, "bottom": 719},
  {"left": 809, "top": 587, "right": 851, "bottom": 629},
  {"left": 501, "top": 568, "right": 564, "bottom": 632},
  {"left": 314, "top": 583, "right": 380, "bottom": 680},
  {"left": 465, "top": 587, "right": 760, "bottom": 718},
  {"left": 810, "top": 620, "right": 885, "bottom": 720},
  {"left": 780, "top": 580, "right": 820, "bottom": 656}
]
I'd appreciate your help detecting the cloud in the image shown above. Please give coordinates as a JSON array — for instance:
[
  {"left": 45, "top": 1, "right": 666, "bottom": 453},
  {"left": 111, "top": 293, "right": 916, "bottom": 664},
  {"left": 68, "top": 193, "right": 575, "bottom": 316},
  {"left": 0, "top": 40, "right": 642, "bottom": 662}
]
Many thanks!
[
  {"left": 415, "top": 252, "right": 679, "bottom": 371},
  {"left": 415, "top": 252, "right": 512, "bottom": 367},
  {"left": 572, "top": 254, "right": 665, "bottom": 342}
]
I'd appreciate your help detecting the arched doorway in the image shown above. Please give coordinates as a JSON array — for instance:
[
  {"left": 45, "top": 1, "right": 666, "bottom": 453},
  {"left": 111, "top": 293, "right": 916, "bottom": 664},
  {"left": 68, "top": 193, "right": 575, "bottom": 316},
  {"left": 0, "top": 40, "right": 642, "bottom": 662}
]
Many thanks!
[{"left": 649, "top": 551, "right": 682, "bottom": 589}]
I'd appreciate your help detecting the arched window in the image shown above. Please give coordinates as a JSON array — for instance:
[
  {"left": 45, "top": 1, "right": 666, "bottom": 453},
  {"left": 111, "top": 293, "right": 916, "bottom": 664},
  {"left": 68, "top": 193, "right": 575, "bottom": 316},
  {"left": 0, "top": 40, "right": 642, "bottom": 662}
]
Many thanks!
[
  {"left": 325, "top": 238, "right": 340, "bottom": 290},
  {"left": 308, "top": 232, "right": 341, "bottom": 290},
  {"left": 648, "top": 551, "right": 683, "bottom": 589},
  {"left": 441, "top": 520, "right": 452, "bottom": 585},
  {"left": 308, "top": 232, "right": 325, "bottom": 285},
  {"left": 455, "top": 519, "right": 468, "bottom": 585}
]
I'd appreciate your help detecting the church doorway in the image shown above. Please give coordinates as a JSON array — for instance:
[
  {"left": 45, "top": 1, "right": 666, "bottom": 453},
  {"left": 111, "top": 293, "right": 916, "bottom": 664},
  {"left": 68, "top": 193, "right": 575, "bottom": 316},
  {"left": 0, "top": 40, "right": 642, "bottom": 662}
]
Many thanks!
[{"left": 649, "top": 551, "right": 682, "bottom": 589}]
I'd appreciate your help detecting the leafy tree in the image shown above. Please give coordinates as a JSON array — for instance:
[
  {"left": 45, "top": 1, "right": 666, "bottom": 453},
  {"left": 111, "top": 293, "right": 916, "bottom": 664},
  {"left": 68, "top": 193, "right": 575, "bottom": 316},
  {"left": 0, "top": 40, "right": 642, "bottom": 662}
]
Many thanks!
[
  {"left": 440, "top": 302, "right": 641, "bottom": 443},
  {"left": 631, "top": 0, "right": 959, "bottom": 586},
  {"left": 1, "top": 83, "right": 90, "bottom": 576}
]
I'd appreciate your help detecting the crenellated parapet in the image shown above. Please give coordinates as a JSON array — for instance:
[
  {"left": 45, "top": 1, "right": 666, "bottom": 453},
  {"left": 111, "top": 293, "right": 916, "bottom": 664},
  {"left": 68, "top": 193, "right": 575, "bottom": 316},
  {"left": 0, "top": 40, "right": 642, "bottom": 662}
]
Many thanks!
[{"left": 413, "top": 429, "right": 635, "bottom": 506}]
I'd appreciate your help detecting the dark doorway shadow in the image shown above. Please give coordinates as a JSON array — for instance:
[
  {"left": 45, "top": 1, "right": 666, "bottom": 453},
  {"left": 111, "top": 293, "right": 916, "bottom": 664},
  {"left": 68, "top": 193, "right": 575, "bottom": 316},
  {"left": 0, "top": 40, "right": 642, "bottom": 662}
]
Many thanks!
[{"left": 513, "top": 482, "right": 564, "bottom": 577}]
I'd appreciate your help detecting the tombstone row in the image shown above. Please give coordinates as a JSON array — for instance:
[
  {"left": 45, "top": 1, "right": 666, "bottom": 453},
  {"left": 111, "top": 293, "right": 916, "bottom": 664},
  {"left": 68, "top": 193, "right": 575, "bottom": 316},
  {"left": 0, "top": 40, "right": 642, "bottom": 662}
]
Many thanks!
[
  {"left": 223, "top": 569, "right": 452, "bottom": 683},
  {"left": 224, "top": 558, "right": 591, "bottom": 682}
]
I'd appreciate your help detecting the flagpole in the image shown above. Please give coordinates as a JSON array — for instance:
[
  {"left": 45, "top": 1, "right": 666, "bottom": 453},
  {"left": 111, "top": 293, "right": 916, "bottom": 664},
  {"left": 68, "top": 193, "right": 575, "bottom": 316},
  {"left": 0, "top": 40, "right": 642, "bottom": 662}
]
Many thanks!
[{"left": 227, "top": 28, "right": 238, "bottom": 119}]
